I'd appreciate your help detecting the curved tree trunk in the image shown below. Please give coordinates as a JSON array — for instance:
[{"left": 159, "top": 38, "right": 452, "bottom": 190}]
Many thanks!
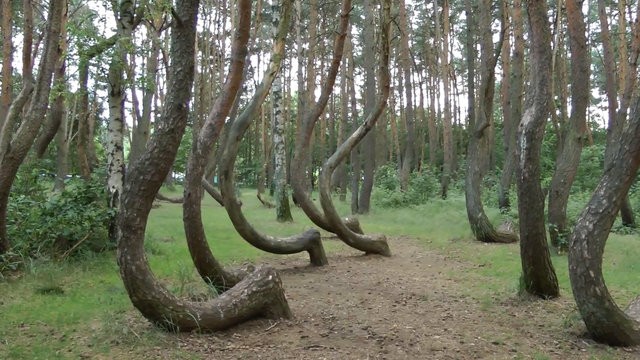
[
  {"left": 318, "top": 0, "right": 391, "bottom": 257},
  {"left": 568, "top": 95, "right": 640, "bottom": 346},
  {"left": 118, "top": 0, "right": 292, "bottom": 331},
  {"left": 183, "top": 0, "right": 253, "bottom": 289},
  {"left": 34, "top": 3, "right": 68, "bottom": 159},
  {"left": 0, "top": 0, "right": 64, "bottom": 255},
  {"left": 516, "top": 0, "right": 559, "bottom": 299},
  {"left": 547, "top": 0, "right": 590, "bottom": 252},
  {"left": 218, "top": 0, "right": 327, "bottom": 266},
  {"left": 465, "top": 0, "right": 517, "bottom": 244},
  {"left": 289, "top": 0, "right": 363, "bottom": 235},
  {"left": 598, "top": 0, "right": 640, "bottom": 228}
]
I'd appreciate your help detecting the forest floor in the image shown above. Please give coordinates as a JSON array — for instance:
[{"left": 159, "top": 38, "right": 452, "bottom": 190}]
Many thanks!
[{"left": 113, "top": 236, "right": 639, "bottom": 360}]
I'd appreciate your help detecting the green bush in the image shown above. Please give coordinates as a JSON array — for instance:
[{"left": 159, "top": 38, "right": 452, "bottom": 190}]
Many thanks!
[
  {"left": 372, "top": 165, "right": 439, "bottom": 208},
  {"left": 7, "top": 173, "right": 114, "bottom": 262}
]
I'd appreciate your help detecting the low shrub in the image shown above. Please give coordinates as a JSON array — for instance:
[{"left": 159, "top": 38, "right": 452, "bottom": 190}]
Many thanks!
[{"left": 7, "top": 171, "right": 114, "bottom": 264}]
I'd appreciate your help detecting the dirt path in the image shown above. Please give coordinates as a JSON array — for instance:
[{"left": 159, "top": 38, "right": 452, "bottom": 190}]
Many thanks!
[{"left": 149, "top": 237, "right": 638, "bottom": 359}]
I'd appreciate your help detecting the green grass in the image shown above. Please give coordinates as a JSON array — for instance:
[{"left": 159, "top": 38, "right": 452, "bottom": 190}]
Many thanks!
[{"left": 0, "top": 187, "right": 638, "bottom": 359}]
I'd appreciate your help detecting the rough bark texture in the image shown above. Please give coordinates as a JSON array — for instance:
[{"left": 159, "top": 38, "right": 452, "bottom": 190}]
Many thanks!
[
  {"left": 290, "top": 0, "right": 362, "bottom": 235},
  {"left": 107, "top": 0, "right": 136, "bottom": 240},
  {"left": 272, "top": 72, "right": 292, "bottom": 222},
  {"left": 129, "top": 26, "right": 160, "bottom": 166},
  {"left": 440, "top": 0, "right": 454, "bottom": 199},
  {"left": 0, "top": 0, "right": 13, "bottom": 127},
  {"left": 183, "top": 0, "right": 251, "bottom": 289},
  {"left": 398, "top": 0, "right": 415, "bottom": 191},
  {"left": 357, "top": 0, "right": 378, "bottom": 214},
  {"left": 547, "top": 0, "right": 590, "bottom": 252},
  {"left": 465, "top": 0, "right": 517, "bottom": 244},
  {"left": 568, "top": 95, "right": 640, "bottom": 346},
  {"left": 0, "top": 0, "right": 64, "bottom": 255},
  {"left": 598, "top": 0, "right": 639, "bottom": 228},
  {"left": 516, "top": 0, "right": 559, "bottom": 299},
  {"left": 118, "top": 0, "right": 292, "bottom": 331},
  {"left": 499, "top": 0, "right": 525, "bottom": 211},
  {"left": 218, "top": 0, "right": 327, "bottom": 266},
  {"left": 319, "top": 0, "right": 391, "bottom": 257}
]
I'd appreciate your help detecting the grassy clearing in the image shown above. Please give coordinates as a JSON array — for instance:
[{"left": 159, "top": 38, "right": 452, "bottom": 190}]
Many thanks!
[{"left": 0, "top": 188, "right": 638, "bottom": 359}]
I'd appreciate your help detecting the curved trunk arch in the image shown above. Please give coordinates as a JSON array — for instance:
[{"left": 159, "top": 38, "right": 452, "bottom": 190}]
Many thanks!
[
  {"left": 218, "top": 0, "right": 327, "bottom": 266},
  {"left": 118, "top": 0, "right": 291, "bottom": 332},
  {"left": 318, "top": 0, "right": 392, "bottom": 257}
]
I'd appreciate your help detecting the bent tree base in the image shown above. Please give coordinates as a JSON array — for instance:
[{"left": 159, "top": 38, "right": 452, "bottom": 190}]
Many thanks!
[{"left": 119, "top": 252, "right": 292, "bottom": 332}]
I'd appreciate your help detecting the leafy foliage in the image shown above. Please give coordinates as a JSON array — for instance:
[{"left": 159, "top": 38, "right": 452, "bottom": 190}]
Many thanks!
[
  {"left": 372, "top": 164, "right": 440, "bottom": 208},
  {"left": 7, "top": 164, "right": 114, "bottom": 264}
]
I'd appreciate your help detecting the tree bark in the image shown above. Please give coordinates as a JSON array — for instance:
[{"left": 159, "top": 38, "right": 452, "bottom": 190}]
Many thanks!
[
  {"left": 0, "top": 0, "right": 64, "bottom": 255},
  {"left": 118, "top": 0, "right": 292, "bottom": 331},
  {"left": 465, "top": 0, "right": 517, "bottom": 244},
  {"left": 0, "top": 0, "right": 13, "bottom": 127},
  {"left": 183, "top": 0, "right": 253, "bottom": 289},
  {"left": 34, "top": 3, "right": 68, "bottom": 159},
  {"left": 129, "top": 25, "right": 161, "bottom": 166},
  {"left": 107, "top": 0, "right": 138, "bottom": 240},
  {"left": 319, "top": 0, "right": 391, "bottom": 257},
  {"left": 547, "top": 0, "right": 590, "bottom": 252},
  {"left": 499, "top": 0, "right": 525, "bottom": 211},
  {"left": 568, "top": 95, "right": 640, "bottom": 346},
  {"left": 290, "top": 0, "right": 362, "bottom": 234},
  {"left": 439, "top": 0, "right": 454, "bottom": 199},
  {"left": 599, "top": 0, "right": 640, "bottom": 228},
  {"left": 398, "top": 0, "right": 415, "bottom": 191},
  {"left": 218, "top": 0, "right": 327, "bottom": 266},
  {"left": 516, "top": 0, "right": 559, "bottom": 299},
  {"left": 272, "top": 67, "right": 292, "bottom": 222},
  {"left": 357, "top": 0, "right": 378, "bottom": 214}
]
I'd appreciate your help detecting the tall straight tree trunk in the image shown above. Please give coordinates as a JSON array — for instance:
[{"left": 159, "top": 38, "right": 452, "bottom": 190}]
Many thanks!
[
  {"left": 129, "top": 26, "right": 160, "bottom": 166},
  {"left": 107, "top": 0, "right": 137, "bottom": 240},
  {"left": 272, "top": 72, "right": 292, "bottom": 222},
  {"left": 465, "top": 0, "right": 517, "bottom": 244},
  {"left": 0, "top": 0, "right": 64, "bottom": 255},
  {"left": 547, "top": 0, "right": 590, "bottom": 252},
  {"left": 349, "top": 41, "right": 361, "bottom": 214},
  {"left": 516, "top": 0, "right": 559, "bottom": 298},
  {"left": 398, "top": 0, "right": 415, "bottom": 191},
  {"left": 358, "top": 0, "right": 377, "bottom": 214},
  {"left": 499, "top": 0, "right": 525, "bottom": 211},
  {"left": 0, "top": 0, "right": 13, "bottom": 127},
  {"left": 438, "top": 0, "right": 454, "bottom": 199}
]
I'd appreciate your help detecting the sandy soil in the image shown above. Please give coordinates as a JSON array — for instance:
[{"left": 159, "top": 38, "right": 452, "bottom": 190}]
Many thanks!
[{"left": 135, "top": 237, "right": 639, "bottom": 359}]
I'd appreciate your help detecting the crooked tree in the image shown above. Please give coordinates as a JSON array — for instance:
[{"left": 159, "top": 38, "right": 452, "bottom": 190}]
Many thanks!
[{"left": 117, "top": 0, "right": 292, "bottom": 331}]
